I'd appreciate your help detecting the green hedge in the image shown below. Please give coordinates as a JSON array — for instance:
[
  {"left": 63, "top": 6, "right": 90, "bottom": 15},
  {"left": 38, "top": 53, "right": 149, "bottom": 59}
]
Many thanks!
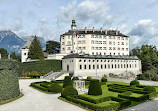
[
  {"left": 130, "top": 80, "right": 140, "bottom": 86},
  {"left": 48, "top": 83, "right": 62, "bottom": 93},
  {"left": 61, "top": 86, "right": 78, "bottom": 98},
  {"left": 30, "top": 83, "right": 48, "bottom": 91},
  {"left": 63, "top": 76, "right": 73, "bottom": 88},
  {"left": 18, "top": 60, "right": 62, "bottom": 76},
  {"left": 65, "top": 96, "right": 120, "bottom": 111},
  {"left": 0, "top": 60, "right": 20, "bottom": 102},
  {"left": 78, "top": 95, "right": 111, "bottom": 104},
  {"left": 88, "top": 79, "right": 102, "bottom": 95}
]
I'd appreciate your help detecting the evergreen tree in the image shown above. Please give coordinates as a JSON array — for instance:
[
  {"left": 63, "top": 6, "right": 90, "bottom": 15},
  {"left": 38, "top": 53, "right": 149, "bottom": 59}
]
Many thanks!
[
  {"left": 10, "top": 52, "right": 21, "bottom": 62},
  {"left": 0, "top": 48, "right": 8, "bottom": 59},
  {"left": 45, "top": 41, "right": 60, "bottom": 54},
  {"left": 28, "top": 36, "right": 44, "bottom": 60}
]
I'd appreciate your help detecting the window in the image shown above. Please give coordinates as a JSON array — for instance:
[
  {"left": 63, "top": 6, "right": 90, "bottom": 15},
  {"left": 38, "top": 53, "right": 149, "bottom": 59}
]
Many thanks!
[
  {"left": 103, "top": 47, "right": 106, "bottom": 50},
  {"left": 82, "top": 40, "right": 86, "bottom": 44},
  {"left": 112, "top": 64, "right": 113, "bottom": 68},
  {"left": 62, "top": 42, "right": 65, "bottom": 45},
  {"left": 118, "top": 42, "right": 120, "bottom": 45},
  {"left": 91, "top": 47, "right": 94, "bottom": 50},
  {"left": 84, "top": 65, "right": 86, "bottom": 69},
  {"left": 78, "top": 41, "right": 81, "bottom": 44},
  {"left": 103, "top": 41, "right": 106, "bottom": 44},
  {"left": 91, "top": 40, "right": 94, "bottom": 44},
  {"left": 117, "top": 37, "right": 120, "bottom": 40},
  {"left": 79, "top": 60, "right": 82, "bottom": 62},
  {"left": 80, "top": 65, "right": 82, "bottom": 69},
  {"left": 67, "top": 47, "right": 71, "bottom": 50},
  {"left": 126, "top": 48, "right": 128, "bottom": 51},
  {"left": 109, "top": 41, "right": 112, "bottom": 45},
  {"left": 113, "top": 47, "right": 116, "bottom": 50},
  {"left": 135, "top": 64, "right": 137, "bottom": 68},
  {"left": 93, "top": 65, "right": 95, "bottom": 69},
  {"left": 89, "top": 65, "right": 91, "bottom": 69},
  {"left": 108, "top": 64, "right": 110, "bottom": 69},
  {"left": 118, "top": 64, "right": 120, "bottom": 68},
  {"left": 110, "top": 53, "right": 111, "bottom": 55},
  {"left": 122, "top": 48, "right": 124, "bottom": 51},
  {"left": 104, "top": 53, "right": 106, "bottom": 55},
  {"left": 113, "top": 42, "right": 115, "bottom": 45},
  {"left": 109, "top": 47, "right": 112, "bottom": 50},
  {"left": 121, "top": 42, "right": 124, "bottom": 45},
  {"left": 103, "top": 36, "right": 106, "bottom": 39},
  {"left": 118, "top": 48, "right": 120, "bottom": 50},
  {"left": 101, "top": 65, "right": 103, "bottom": 69},
  {"left": 105, "top": 64, "right": 106, "bottom": 68},
  {"left": 92, "top": 52, "right": 94, "bottom": 55},
  {"left": 115, "top": 64, "right": 117, "bottom": 68},
  {"left": 96, "top": 52, "right": 98, "bottom": 55},
  {"left": 97, "top": 65, "right": 99, "bottom": 69},
  {"left": 24, "top": 53, "right": 26, "bottom": 55},
  {"left": 84, "top": 60, "right": 86, "bottom": 62},
  {"left": 62, "top": 48, "right": 65, "bottom": 51}
]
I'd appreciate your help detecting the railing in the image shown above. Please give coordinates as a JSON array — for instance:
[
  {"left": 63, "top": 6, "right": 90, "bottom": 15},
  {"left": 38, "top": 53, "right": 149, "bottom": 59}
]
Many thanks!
[{"left": 43, "top": 70, "right": 54, "bottom": 78}]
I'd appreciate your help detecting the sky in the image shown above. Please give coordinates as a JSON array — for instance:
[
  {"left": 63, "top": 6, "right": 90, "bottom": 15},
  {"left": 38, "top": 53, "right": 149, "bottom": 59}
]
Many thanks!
[{"left": 0, "top": 0, "right": 158, "bottom": 50}]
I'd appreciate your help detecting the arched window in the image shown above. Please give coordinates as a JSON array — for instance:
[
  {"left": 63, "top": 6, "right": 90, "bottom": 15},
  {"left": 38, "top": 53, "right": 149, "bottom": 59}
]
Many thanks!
[
  {"left": 112, "top": 64, "right": 113, "bottom": 68},
  {"left": 105, "top": 64, "right": 106, "bottom": 68},
  {"left": 97, "top": 65, "right": 99, "bottom": 69},
  {"left": 89, "top": 65, "right": 91, "bottom": 69},
  {"left": 84, "top": 65, "right": 86, "bottom": 69},
  {"left": 93, "top": 65, "right": 95, "bottom": 69},
  {"left": 115, "top": 64, "right": 117, "bottom": 68},
  {"left": 118, "top": 64, "right": 120, "bottom": 68},
  {"left": 108, "top": 64, "right": 110, "bottom": 69},
  {"left": 101, "top": 65, "right": 103, "bottom": 69},
  {"left": 80, "top": 65, "right": 82, "bottom": 69}
]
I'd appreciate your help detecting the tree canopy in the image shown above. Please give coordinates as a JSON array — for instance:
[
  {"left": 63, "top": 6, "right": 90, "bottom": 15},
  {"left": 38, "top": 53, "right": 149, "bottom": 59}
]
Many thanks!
[
  {"left": 131, "top": 45, "right": 158, "bottom": 81},
  {"left": 28, "top": 36, "right": 44, "bottom": 60},
  {"left": 45, "top": 41, "right": 60, "bottom": 54},
  {"left": 10, "top": 52, "right": 21, "bottom": 62},
  {"left": 0, "top": 48, "right": 8, "bottom": 59}
]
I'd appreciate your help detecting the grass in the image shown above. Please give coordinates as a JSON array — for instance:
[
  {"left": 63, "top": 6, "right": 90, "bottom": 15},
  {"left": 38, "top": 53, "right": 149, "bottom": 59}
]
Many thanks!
[{"left": 0, "top": 93, "right": 24, "bottom": 106}]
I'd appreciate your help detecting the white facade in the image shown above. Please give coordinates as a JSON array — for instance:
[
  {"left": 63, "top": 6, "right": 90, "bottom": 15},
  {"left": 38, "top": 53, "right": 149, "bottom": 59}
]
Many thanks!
[
  {"left": 46, "top": 53, "right": 67, "bottom": 60},
  {"left": 60, "top": 20, "right": 129, "bottom": 56},
  {"left": 21, "top": 40, "right": 32, "bottom": 62},
  {"left": 62, "top": 55, "right": 142, "bottom": 77}
]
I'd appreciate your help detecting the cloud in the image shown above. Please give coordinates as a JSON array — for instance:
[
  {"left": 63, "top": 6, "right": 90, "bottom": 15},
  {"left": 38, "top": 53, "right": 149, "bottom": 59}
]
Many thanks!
[
  {"left": 57, "top": 0, "right": 113, "bottom": 28},
  {"left": 38, "top": 18, "right": 48, "bottom": 25},
  {"left": 11, "top": 19, "right": 23, "bottom": 31},
  {"left": 128, "top": 19, "right": 158, "bottom": 49}
]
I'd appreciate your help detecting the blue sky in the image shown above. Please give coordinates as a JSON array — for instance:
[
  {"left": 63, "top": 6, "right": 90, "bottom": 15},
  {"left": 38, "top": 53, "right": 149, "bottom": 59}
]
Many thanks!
[{"left": 0, "top": 0, "right": 158, "bottom": 49}]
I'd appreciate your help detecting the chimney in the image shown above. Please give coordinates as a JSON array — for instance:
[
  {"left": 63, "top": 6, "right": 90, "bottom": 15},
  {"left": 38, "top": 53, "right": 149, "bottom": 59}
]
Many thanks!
[
  {"left": 116, "top": 30, "right": 120, "bottom": 35},
  {"left": 105, "top": 30, "right": 108, "bottom": 35},
  {"left": 92, "top": 27, "right": 95, "bottom": 32},
  {"left": 85, "top": 27, "right": 87, "bottom": 33},
  {"left": 100, "top": 27, "right": 103, "bottom": 33}
]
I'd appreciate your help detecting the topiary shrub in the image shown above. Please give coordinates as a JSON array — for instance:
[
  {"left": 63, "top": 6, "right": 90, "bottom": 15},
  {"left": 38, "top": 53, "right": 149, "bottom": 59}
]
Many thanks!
[
  {"left": 101, "top": 77, "right": 107, "bottom": 82},
  {"left": 61, "top": 86, "right": 78, "bottom": 98},
  {"left": 48, "top": 83, "right": 62, "bottom": 93},
  {"left": 130, "top": 80, "right": 140, "bottom": 86},
  {"left": 63, "top": 76, "right": 73, "bottom": 88},
  {"left": 72, "top": 76, "right": 79, "bottom": 81},
  {"left": 87, "top": 76, "right": 92, "bottom": 81},
  {"left": 143, "top": 86, "right": 156, "bottom": 92},
  {"left": 88, "top": 79, "right": 102, "bottom": 95}
]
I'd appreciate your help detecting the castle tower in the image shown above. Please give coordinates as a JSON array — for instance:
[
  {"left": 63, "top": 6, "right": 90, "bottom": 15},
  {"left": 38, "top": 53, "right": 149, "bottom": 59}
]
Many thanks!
[{"left": 71, "top": 19, "right": 77, "bottom": 30}]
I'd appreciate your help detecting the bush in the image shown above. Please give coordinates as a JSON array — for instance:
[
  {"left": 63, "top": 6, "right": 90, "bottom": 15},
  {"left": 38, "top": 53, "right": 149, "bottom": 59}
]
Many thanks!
[
  {"left": 119, "top": 91, "right": 132, "bottom": 96},
  {"left": 130, "top": 80, "right": 140, "bottom": 86},
  {"left": 101, "top": 77, "right": 107, "bottom": 82},
  {"left": 78, "top": 95, "right": 111, "bottom": 104},
  {"left": 61, "top": 86, "right": 78, "bottom": 98},
  {"left": 88, "top": 79, "right": 102, "bottom": 95},
  {"left": 72, "top": 77, "right": 79, "bottom": 81},
  {"left": 63, "top": 76, "right": 73, "bottom": 88},
  {"left": 0, "top": 60, "right": 20, "bottom": 102},
  {"left": 87, "top": 76, "right": 92, "bottom": 81},
  {"left": 18, "top": 60, "right": 61, "bottom": 76},
  {"left": 48, "top": 83, "right": 62, "bottom": 93},
  {"left": 65, "top": 96, "right": 120, "bottom": 111},
  {"left": 143, "top": 86, "right": 156, "bottom": 92}
]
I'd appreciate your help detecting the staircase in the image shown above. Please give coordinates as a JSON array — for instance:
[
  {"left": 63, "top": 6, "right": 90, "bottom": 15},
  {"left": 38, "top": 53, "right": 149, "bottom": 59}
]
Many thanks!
[{"left": 42, "top": 71, "right": 69, "bottom": 81}]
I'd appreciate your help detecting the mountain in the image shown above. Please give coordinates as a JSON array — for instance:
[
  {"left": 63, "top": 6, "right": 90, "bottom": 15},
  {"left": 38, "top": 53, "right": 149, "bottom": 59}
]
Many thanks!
[
  {"left": 0, "top": 30, "right": 25, "bottom": 54},
  {"left": 22, "top": 36, "right": 46, "bottom": 49}
]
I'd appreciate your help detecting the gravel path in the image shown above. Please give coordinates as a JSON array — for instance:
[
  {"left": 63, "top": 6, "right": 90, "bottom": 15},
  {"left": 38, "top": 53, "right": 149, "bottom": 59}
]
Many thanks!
[
  {"left": 122, "top": 98, "right": 158, "bottom": 111},
  {"left": 0, "top": 79, "right": 86, "bottom": 111}
]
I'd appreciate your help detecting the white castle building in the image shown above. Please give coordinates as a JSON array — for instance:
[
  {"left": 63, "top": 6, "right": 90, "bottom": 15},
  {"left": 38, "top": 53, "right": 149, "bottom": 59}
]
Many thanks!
[
  {"left": 61, "top": 19, "right": 142, "bottom": 77},
  {"left": 21, "top": 19, "right": 142, "bottom": 78}
]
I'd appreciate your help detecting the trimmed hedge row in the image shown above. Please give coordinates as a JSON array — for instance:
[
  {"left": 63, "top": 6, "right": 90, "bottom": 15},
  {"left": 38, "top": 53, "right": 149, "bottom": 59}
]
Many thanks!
[
  {"left": 78, "top": 95, "right": 111, "bottom": 104},
  {"left": 0, "top": 60, "right": 20, "bottom": 102},
  {"left": 18, "top": 60, "right": 62, "bottom": 76},
  {"left": 110, "top": 97, "right": 131, "bottom": 108},
  {"left": 108, "top": 84, "right": 150, "bottom": 94},
  {"left": 30, "top": 83, "right": 48, "bottom": 91},
  {"left": 65, "top": 96, "right": 120, "bottom": 111}
]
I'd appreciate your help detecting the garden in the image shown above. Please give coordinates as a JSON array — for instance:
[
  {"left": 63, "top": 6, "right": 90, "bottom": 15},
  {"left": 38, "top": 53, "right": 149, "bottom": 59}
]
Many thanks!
[{"left": 30, "top": 76, "right": 158, "bottom": 111}]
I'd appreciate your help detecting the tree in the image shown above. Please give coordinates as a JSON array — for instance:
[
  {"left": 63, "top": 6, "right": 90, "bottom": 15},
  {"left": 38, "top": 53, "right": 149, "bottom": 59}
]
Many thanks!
[
  {"left": 28, "top": 36, "right": 44, "bottom": 60},
  {"left": 0, "top": 48, "right": 8, "bottom": 59},
  {"left": 45, "top": 41, "right": 60, "bottom": 54},
  {"left": 10, "top": 52, "right": 21, "bottom": 62}
]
